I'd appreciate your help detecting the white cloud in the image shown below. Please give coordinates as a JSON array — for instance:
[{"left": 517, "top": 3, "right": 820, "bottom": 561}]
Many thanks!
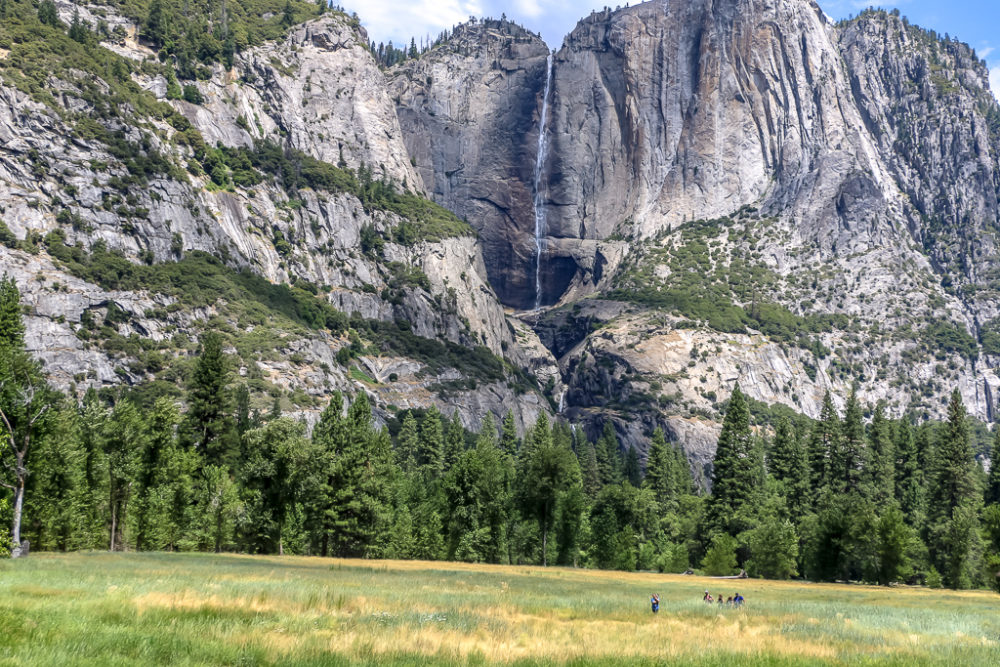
[
  {"left": 339, "top": 0, "right": 485, "bottom": 46},
  {"left": 514, "top": 0, "right": 544, "bottom": 19},
  {"left": 339, "top": 0, "right": 608, "bottom": 49},
  {"left": 990, "top": 66, "right": 1000, "bottom": 102}
]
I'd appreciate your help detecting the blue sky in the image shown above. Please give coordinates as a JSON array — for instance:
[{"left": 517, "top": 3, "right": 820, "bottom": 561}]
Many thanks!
[{"left": 338, "top": 0, "right": 999, "bottom": 100}]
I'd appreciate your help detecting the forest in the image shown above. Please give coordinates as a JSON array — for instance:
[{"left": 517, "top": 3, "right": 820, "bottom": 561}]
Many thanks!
[{"left": 1, "top": 275, "right": 999, "bottom": 591}]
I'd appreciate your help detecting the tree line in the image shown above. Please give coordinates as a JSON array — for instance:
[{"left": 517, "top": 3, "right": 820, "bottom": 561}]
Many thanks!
[{"left": 1, "top": 276, "right": 998, "bottom": 590}]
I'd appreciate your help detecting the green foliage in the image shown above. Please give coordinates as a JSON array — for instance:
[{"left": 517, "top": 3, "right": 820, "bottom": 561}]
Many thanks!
[
  {"left": 747, "top": 518, "right": 799, "bottom": 579},
  {"left": 181, "top": 84, "right": 203, "bottom": 104},
  {"left": 48, "top": 244, "right": 350, "bottom": 333},
  {"left": 610, "top": 216, "right": 850, "bottom": 344},
  {"left": 182, "top": 332, "right": 237, "bottom": 468},
  {"left": 926, "top": 391, "right": 983, "bottom": 588},
  {"left": 705, "top": 386, "right": 764, "bottom": 536},
  {"left": 0, "top": 274, "right": 26, "bottom": 352},
  {"left": 36, "top": 0, "right": 58, "bottom": 27},
  {"left": 133, "top": 0, "right": 327, "bottom": 74},
  {"left": 921, "top": 319, "right": 978, "bottom": 360},
  {"left": 244, "top": 143, "right": 473, "bottom": 242},
  {"left": 0, "top": 220, "right": 19, "bottom": 248},
  {"left": 701, "top": 533, "right": 738, "bottom": 575}
]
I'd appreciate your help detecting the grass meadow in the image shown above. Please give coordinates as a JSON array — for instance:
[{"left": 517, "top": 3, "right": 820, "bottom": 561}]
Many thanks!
[{"left": 0, "top": 553, "right": 997, "bottom": 665}]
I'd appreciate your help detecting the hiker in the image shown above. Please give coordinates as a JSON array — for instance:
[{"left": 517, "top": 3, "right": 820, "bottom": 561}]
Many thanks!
[
  {"left": 734, "top": 593, "right": 744, "bottom": 608},
  {"left": 717, "top": 593, "right": 724, "bottom": 606},
  {"left": 650, "top": 593, "right": 660, "bottom": 614},
  {"left": 703, "top": 591, "right": 712, "bottom": 603},
  {"left": 726, "top": 596, "right": 733, "bottom": 607}
]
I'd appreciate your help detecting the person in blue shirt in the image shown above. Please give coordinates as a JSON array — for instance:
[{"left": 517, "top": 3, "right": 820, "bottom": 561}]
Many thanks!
[
  {"left": 650, "top": 593, "right": 660, "bottom": 613},
  {"left": 734, "top": 593, "right": 744, "bottom": 607}
]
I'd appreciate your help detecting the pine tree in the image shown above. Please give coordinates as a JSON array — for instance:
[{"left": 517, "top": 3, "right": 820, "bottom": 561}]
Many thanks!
[
  {"left": 624, "top": 445, "right": 641, "bottom": 487},
  {"left": 499, "top": 410, "right": 519, "bottom": 457},
  {"left": 418, "top": 407, "right": 445, "bottom": 477},
  {"left": 643, "top": 428, "right": 675, "bottom": 508},
  {"left": 443, "top": 420, "right": 512, "bottom": 563},
  {"left": 315, "top": 394, "right": 397, "bottom": 557},
  {"left": 705, "top": 386, "right": 763, "bottom": 537},
  {"left": 767, "top": 417, "right": 809, "bottom": 521},
  {"left": 986, "top": 427, "right": 1000, "bottom": 506},
  {"left": 37, "top": 0, "right": 59, "bottom": 27},
  {"left": 833, "top": 385, "right": 867, "bottom": 495},
  {"left": 595, "top": 421, "right": 621, "bottom": 486},
  {"left": 868, "top": 402, "right": 895, "bottom": 506},
  {"left": 397, "top": 412, "right": 420, "bottom": 472},
  {"left": 926, "top": 390, "right": 982, "bottom": 588},
  {"left": 0, "top": 275, "right": 25, "bottom": 352},
  {"left": 183, "top": 332, "right": 236, "bottom": 469},
  {"left": 579, "top": 441, "right": 601, "bottom": 499},
  {"left": 234, "top": 384, "right": 251, "bottom": 436},
  {"left": 808, "top": 393, "right": 840, "bottom": 495},
  {"left": 894, "top": 419, "right": 925, "bottom": 527},
  {"left": 518, "top": 414, "right": 581, "bottom": 566},
  {"left": 68, "top": 8, "right": 90, "bottom": 43},
  {"left": 444, "top": 411, "right": 465, "bottom": 470}
]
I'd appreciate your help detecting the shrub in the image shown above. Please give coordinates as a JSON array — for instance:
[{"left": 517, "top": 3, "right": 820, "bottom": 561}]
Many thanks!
[
  {"left": 701, "top": 533, "right": 738, "bottom": 576},
  {"left": 182, "top": 84, "right": 203, "bottom": 104}
]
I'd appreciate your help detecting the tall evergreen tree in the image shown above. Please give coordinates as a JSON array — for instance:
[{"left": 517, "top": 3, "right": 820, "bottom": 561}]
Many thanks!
[
  {"left": 396, "top": 412, "right": 420, "bottom": 472},
  {"left": 0, "top": 275, "right": 25, "bottom": 352},
  {"left": 323, "top": 394, "right": 397, "bottom": 557},
  {"left": 518, "top": 414, "right": 581, "bottom": 566},
  {"left": 623, "top": 445, "right": 641, "bottom": 488},
  {"left": 444, "top": 411, "right": 465, "bottom": 470},
  {"left": 183, "top": 332, "right": 236, "bottom": 469},
  {"left": 767, "top": 417, "right": 809, "bottom": 521},
  {"left": 808, "top": 393, "right": 840, "bottom": 495},
  {"left": 894, "top": 419, "right": 924, "bottom": 527},
  {"left": 868, "top": 402, "right": 895, "bottom": 506},
  {"left": 579, "top": 441, "right": 601, "bottom": 500},
  {"left": 705, "top": 386, "right": 763, "bottom": 537},
  {"left": 832, "top": 386, "right": 867, "bottom": 495},
  {"left": 986, "top": 427, "right": 1000, "bottom": 507},
  {"left": 926, "top": 390, "right": 982, "bottom": 588},
  {"left": 595, "top": 421, "right": 621, "bottom": 486},
  {"left": 643, "top": 428, "right": 676, "bottom": 509},
  {"left": 418, "top": 407, "right": 445, "bottom": 477},
  {"left": 499, "top": 411, "right": 519, "bottom": 458}
]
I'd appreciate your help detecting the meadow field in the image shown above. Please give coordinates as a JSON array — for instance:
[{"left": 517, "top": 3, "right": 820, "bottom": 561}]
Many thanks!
[{"left": 0, "top": 553, "right": 997, "bottom": 666}]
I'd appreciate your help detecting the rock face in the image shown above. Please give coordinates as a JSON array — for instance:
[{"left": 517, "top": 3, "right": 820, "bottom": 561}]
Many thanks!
[
  {"left": 0, "top": 10, "right": 550, "bottom": 434},
  {"left": 394, "top": 2, "right": 1000, "bottom": 452},
  {"left": 390, "top": 19, "right": 550, "bottom": 309},
  {"left": 5, "top": 1, "right": 1000, "bottom": 476}
]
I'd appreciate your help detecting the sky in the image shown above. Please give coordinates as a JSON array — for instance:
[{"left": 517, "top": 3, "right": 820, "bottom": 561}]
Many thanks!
[{"left": 336, "top": 0, "right": 1000, "bottom": 100}]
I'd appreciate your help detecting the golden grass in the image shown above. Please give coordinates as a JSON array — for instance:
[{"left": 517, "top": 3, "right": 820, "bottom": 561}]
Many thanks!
[{"left": 1, "top": 552, "right": 998, "bottom": 666}]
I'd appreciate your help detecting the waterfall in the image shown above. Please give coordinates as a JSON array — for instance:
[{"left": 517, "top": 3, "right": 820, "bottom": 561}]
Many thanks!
[
  {"left": 533, "top": 53, "right": 554, "bottom": 310},
  {"left": 558, "top": 388, "right": 566, "bottom": 414}
]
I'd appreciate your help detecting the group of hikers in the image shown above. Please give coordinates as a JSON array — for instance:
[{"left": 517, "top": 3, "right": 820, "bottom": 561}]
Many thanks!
[
  {"left": 648, "top": 591, "right": 745, "bottom": 613},
  {"left": 702, "top": 590, "right": 744, "bottom": 607}
]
